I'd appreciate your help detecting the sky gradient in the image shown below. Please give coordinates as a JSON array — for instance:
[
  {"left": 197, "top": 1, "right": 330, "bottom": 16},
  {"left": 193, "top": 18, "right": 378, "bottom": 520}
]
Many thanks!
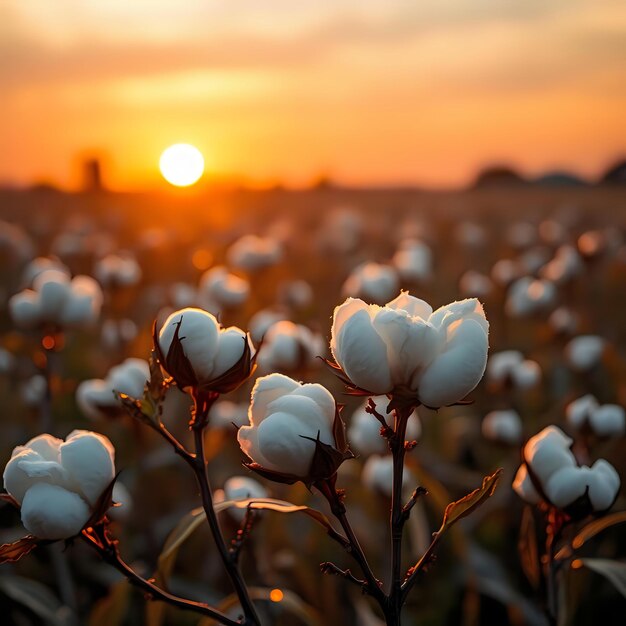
[{"left": 1, "top": 0, "right": 625, "bottom": 190}]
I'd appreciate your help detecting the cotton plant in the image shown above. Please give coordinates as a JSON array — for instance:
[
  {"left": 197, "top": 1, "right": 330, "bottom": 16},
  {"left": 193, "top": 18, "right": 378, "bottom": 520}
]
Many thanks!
[
  {"left": 198, "top": 265, "right": 250, "bottom": 313},
  {"left": 255, "top": 320, "right": 324, "bottom": 374},
  {"left": 512, "top": 425, "right": 622, "bottom": 625},
  {"left": 0, "top": 294, "right": 506, "bottom": 626},
  {"left": 9, "top": 269, "right": 103, "bottom": 333},
  {"left": 94, "top": 253, "right": 142, "bottom": 290},
  {"left": 487, "top": 350, "right": 541, "bottom": 391},
  {"left": 76, "top": 357, "right": 150, "bottom": 420},
  {"left": 227, "top": 235, "right": 282, "bottom": 272},
  {"left": 565, "top": 335, "right": 606, "bottom": 371},
  {"left": 566, "top": 394, "right": 625, "bottom": 439},
  {"left": 341, "top": 262, "right": 400, "bottom": 305},
  {"left": 391, "top": 239, "right": 432, "bottom": 283},
  {"left": 459, "top": 269, "right": 493, "bottom": 299},
  {"left": 505, "top": 276, "right": 556, "bottom": 318},
  {"left": 2, "top": 431, "right": 116, "bottom": 540},
  {"left": 349, "top": 396, "right": 421, "bottom": 457},
  {"left": 481, "top": 409, "right": 523, "bottom": 446}
]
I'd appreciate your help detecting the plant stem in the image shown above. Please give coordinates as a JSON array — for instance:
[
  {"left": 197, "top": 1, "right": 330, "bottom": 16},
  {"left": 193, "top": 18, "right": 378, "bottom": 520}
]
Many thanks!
[
  {"left": 387, "top": 405, "right": 411, "bottom": 624},
  {"left": 400, "top": 530, "right": 443, "bottom": 603},
  {"left": 81, "top": 528, "right": 240, "bottom": 626},
  {"left": 544, "top": 509, "right": 562, "bottom": 626},
  {"left": 191, "top": 393, "right": 261, "bottom": 626}
]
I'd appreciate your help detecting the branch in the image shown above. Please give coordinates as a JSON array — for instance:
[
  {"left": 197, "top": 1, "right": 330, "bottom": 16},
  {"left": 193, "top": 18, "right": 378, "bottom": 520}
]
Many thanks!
[
  {"left": 364, "top": 398, "right": 392, "bottom": 438},
  {"left": 387, "top": 404, "right": 413, "bottom": 621},
  {"left": 191, "top": 392, "right": 261, "bottom": 626},
  {"left": 315, "top": 478, "right": 386, "bottom": 608},
  {"left": 400, "top": 530, "right": 443, "bottom": 602},
  {"left": 320, "top": 561, "right": 366, "bottom": 588},
  {"left": 81, "top": 527, "right": 240, "bottom": 626}
]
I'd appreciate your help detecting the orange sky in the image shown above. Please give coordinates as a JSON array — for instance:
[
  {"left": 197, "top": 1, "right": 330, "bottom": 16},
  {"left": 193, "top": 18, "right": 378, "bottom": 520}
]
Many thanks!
[{"left": 1, "top": 0, "right": 625, "bottom": 190}]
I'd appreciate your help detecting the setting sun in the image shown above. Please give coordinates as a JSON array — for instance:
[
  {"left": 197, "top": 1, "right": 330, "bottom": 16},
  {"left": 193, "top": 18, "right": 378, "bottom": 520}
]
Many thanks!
[{"left": 159, "top": 143, "right": 204, "bottom": 187}]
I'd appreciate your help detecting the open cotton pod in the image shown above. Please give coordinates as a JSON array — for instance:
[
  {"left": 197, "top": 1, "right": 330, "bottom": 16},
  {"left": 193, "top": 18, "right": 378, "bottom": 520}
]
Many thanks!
[
  {"left": 565, "top": 335, "right": 605, "bottom": 371},
  {"left": 76, "top": 358, "right": 149, "bottom": 420},
  {"left": 237, "top": 374, "right": 352, "bottom": 486},
  {"left": 3, "top": 431, "right": 116, "bottom": 539},
  {"left": 513, "top": 425, "right": 620, "bottom": 518},
  {"left": 330, "top": 292, "right": 489, "bottom": 408},
  {"left": 342, "top": 263, "right": 400, "bottom": 305},
  {"left": 348, "top": 396, "right": 421, "bottom": 457}
]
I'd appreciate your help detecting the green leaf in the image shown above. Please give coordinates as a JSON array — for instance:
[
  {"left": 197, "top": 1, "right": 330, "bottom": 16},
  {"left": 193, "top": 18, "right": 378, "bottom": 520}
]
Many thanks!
[
  {"left": 197, "top": 587, "right": 323, "bottom": 626},
  {"left": 579, "top": 558, "right": 626, "bottom": 599},
  {"left": 88, "top": 580, "right": 130, "bottom": 626},
  {"left": 439, "top": 468, "right": 502, "bottom": 533},
  {"left": 0, "top": 575, "right": 70, "bottom": 626}
]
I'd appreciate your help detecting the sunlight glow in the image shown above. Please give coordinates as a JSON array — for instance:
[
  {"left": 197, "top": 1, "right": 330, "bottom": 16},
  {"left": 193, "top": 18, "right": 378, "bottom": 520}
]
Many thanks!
[
  {"left": 270, "top": 589, "right": 284, "bottom": 603},
  {"left": 159, "top": 143, "right": 204, "bottom": 187}
]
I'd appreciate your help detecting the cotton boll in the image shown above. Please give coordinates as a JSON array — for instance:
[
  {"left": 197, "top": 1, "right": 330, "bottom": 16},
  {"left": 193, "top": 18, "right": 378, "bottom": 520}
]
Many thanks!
[
  {"left": 0, "top": 348, "right": 16, "bottom": 375},
  {"left": 506, "top": 277, "right": 556, "bottom": 318},
  {"left": 249, "top": 309, "right": 288, "bottom": 343},
  {"left": 392, "top": 239, "right": 433, "bottom": 283},
  {"left": 482, "top": 410, "right": 523, "bottom": 446},
  {"left": 257, "top": 321, "right": 324, "bottom": 373},
  {"left": 455, "top": 222, "right": 487, "bottom": 248},
  {"left": 566, "top": 395, "right": 599, "bottom": 431},
  {"left": 540, "top": 246, "right": 583, "bottom": 284},
  {"left": 209, "top": 400, "right": 249, "bottom": 429},
  {"left": 76, "top": 358, "right": 149, "bottom": 420},
  {"left": 21, "top": 257, "right": 70, "bottom": 288},
  {"left": 342, "top": 263, "right": 400, "bottom": 305},
  {"left": 9, "top": 291, "right": 42, "bottom": 329},
  {"left": 459, "top": 270, "right": 493, "bottom": 299},
  {"left": 222, "top": 476, "right": 268, "bottom": 521},
  {"left": 20, "top": 375, "right": 47, "bottom": 408},
  {"left": 513, "top": 424, "right": 621, "bottom": 515},
  {"left": 512, "top": 464, "right": 541, "bottom": 505},
  {"left": 511, "top": 360, "right": 541, "bottom": 389},
  {"left": 278, "top": 280, "right": 314, "bottom": 310},
  {"left": 237, "top": 374, "right": 341, "bottom": 481},
  {"left": 361, "top": 455, "right": 411, "bottom": 497},
  {"left": 565, "top": 336, "right": 605, "bottom": 371},
  {"left": 10, "top": 269, "right": 103, "bottom": 330},
  {"left": 109, "top": 481, "right": 133, "bottom": 522},
  {"left": 319, "top": 208, "right": 364, "bottom": 254},
  {"left": 198, "top": 266, "right": 250, "bottom": 310},
  {"left": 590, "top": 405, "right": 626, "bottom": 438},
  {"left": 169, "top": 282, "right": 198, "bottom": 308},
  {"left": 549, "top": 307, "right": 579, "bottom": 335},
  {"left": 227, "top": 235, "right": 282, "bottom": 272},
  {"left": 94, "top": 254, "right": 142, "bottom": 289},
  {"left": 507, "top": 222, "right": 537, "bottom": 249},
  {"left": 519, "top": 247, "right": 551, "bottom": 274},
  {"left": 331, "top": 293, "right": 489, "bottom": 408},
  {"left": 3, "top": 430, "right": 116, "bottom": 539},
  {"left": 487, "top": 351, "right": 524, "bottom": 385},
  {"left": 491, "top": 259, "right": 522, "bottom": 287},
  {"left": 158, "top": 307, "right": 252, "bottom": 392},
  {"left": 21, "top": 483, "right": 91, "bottom": 540},
  {"left": 100, "top": 318, "right": 138, "bottom": 351},
  {"left": 348, "top": 396, "right": 421, "bottom": 457}
]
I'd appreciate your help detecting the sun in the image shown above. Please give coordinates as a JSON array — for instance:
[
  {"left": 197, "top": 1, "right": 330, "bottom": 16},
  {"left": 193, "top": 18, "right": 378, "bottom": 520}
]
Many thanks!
[{"left": 159, "top": 143, "right": 204, "bottom": 187}]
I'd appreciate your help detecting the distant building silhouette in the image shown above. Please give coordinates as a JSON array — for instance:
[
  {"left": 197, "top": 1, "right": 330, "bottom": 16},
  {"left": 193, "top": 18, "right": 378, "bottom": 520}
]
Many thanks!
[{"left": 82, "top": 158, "right": 104, "bottom": 192}]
